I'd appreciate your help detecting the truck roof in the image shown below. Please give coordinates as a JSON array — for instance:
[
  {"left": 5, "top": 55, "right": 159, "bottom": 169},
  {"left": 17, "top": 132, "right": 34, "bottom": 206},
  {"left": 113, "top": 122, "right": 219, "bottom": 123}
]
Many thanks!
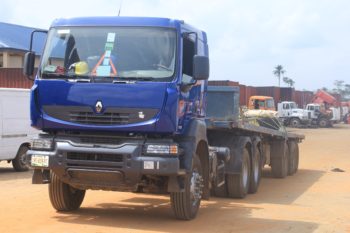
[{"left": 50, "top": 16, "right": 207, "bottom": 43}]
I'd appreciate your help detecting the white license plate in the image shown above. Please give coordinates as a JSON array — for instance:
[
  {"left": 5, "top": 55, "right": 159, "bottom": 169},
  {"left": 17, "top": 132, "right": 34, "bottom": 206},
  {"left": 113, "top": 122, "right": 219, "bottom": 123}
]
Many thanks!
[
  {"left": 143, "top": 161, "right": 154, "bottom": 169},
  {"left": 31, "top": 155, "right": 49, "bottom": 167}
]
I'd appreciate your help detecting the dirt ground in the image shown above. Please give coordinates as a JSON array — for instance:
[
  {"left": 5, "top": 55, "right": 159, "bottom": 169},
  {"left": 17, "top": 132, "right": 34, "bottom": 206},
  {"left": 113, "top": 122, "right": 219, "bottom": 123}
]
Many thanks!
[{"left": 1, "top": 125, "right": 349, "bottom": 233}]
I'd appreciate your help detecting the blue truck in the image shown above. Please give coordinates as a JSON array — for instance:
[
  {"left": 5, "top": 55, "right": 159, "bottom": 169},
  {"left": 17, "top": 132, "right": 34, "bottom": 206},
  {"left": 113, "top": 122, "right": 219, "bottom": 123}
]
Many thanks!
[{"left": 23, "top": 16, "right": 304, "bottom": 220}]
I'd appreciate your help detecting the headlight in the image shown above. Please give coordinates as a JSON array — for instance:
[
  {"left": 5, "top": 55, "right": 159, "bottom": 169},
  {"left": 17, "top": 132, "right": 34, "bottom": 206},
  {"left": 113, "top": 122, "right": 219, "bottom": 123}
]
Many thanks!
[
  {"left": 146, "top": 144, "right": 178, "bottom": 155},
  {"left": 31, "top": 138, "right": 54, "bottom": 150}
]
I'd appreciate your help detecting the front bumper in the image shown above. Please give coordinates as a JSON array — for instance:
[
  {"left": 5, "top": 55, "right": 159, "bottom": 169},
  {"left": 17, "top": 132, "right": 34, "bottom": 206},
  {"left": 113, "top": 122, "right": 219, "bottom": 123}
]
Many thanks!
[{"left": 27, "top": 139, "right": 185, "bottom": 191}]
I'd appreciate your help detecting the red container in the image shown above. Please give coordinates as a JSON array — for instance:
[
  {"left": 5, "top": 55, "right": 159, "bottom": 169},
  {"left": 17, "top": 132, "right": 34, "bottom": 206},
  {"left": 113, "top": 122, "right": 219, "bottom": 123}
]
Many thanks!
[
  {"left": 294, "top": 90, "right": 314, "bottom": 108},
  {"left": 280, "top": 87, "right": 295, "bottom": 102},
  {"left": 0, "top": 68, "right": 34, "bottom": 89},
  {"left": 208, "top": 80, "right": 239, "bottom": 87},
  {"left": 255, "top": 86, "right": 281, "bottom": 106}
]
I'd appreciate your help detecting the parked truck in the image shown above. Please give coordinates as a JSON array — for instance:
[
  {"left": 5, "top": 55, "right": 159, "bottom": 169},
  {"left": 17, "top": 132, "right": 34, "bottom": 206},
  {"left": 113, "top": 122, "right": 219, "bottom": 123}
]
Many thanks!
[
  {"left": 0, "top": 88, "right": 37, "bottom": 171},
  {"left": 306, "top": 103, "right": 333, "bottom": 127},
  {"left": 23, "top": 16, "right": 304, "bottom": 220},
  {"left": 277, "top": 101, "right": 311, "bottom": 127},
  {"left": 248, "top": 96, "right": 275, "bottom": 110}
]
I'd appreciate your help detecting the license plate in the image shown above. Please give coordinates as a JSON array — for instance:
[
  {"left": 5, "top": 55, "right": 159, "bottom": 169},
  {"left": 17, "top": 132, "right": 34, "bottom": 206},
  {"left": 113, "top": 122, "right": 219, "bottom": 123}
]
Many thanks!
[
  {"left": 143, "top": 161, "right": 154, "bottom": 169},
  {"left": 31, "top": 155, "right": 49, "bottom": 167}
]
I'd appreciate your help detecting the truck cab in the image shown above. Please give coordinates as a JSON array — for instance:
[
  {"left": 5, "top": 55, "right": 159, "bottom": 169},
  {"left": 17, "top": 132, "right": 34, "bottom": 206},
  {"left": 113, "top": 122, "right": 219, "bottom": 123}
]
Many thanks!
[
  {"left": 248, "top": 96, "right": 275, "bottom": 110},
  {"left": 306, "top": 103, "right": 332, "bottom": 127},
  {"left": 277, "top": 101, "right": 311, "bottom": 127}
]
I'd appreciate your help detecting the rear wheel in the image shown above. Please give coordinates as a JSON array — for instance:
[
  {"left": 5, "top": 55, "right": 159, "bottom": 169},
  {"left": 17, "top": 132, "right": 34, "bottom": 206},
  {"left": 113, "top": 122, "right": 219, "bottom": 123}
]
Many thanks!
[
  {"left": 49, "top": 172, "right": 85, "bottom": 211},
  {"left": 290, "top": 118, "right": 301, "bottom": 128},
  {"left": 288, "top": 141, "right": 299, "bottom": 175},
  {"left": 271, "top": 141, "right": 288, "bottom": 178},
  {"left": 12, "top": 145, "right": 29, "bottom": 172},
  {"left": 249, "top": 145, "right": 261, "bottom": 194},
  {"left": 170, "top": 153, "right": 203, "bottom": 220},
  {"left": 226, "top": 148, "right": 251, "bottom": 198}
]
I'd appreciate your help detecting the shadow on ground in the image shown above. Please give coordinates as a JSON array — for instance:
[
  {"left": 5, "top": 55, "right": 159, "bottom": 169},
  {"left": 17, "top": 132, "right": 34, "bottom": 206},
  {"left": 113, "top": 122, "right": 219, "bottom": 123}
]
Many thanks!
[
  {"left": 53, "top": 182, "right": 319, "bottom": 233},
  {"left": 0, "top": 166, "right": 33, "bottom": 181}
]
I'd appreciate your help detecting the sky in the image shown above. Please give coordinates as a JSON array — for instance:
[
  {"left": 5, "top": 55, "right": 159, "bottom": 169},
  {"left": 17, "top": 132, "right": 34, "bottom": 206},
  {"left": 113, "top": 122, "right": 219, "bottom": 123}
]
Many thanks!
[{"left": 1, "top": 0, "right": 349, "bottom": 91}]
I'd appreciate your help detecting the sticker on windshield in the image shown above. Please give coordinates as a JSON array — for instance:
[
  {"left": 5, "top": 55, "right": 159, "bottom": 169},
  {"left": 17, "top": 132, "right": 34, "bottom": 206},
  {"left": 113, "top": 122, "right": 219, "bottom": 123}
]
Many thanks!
[
  {"left": 107, "top": 33, "right": 116, "bottom": 43},
  {"left": 96, "top": 65, "right": 111, "bottom": 76},
  {"left": 105, "top": 42, "right": 114, "bottom": 51},
  {"left": 105, "top": 50, "right": 111, "bottom": 58},
  {"left": 57, "top": 29, "right": 70, "bottom": 34}
]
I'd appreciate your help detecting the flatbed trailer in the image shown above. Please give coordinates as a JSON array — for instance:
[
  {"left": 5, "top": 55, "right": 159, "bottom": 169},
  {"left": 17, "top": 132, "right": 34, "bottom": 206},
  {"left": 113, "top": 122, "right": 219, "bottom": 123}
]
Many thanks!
[{"left": 23, "top": 16, "right": 304, "bottom": 220}]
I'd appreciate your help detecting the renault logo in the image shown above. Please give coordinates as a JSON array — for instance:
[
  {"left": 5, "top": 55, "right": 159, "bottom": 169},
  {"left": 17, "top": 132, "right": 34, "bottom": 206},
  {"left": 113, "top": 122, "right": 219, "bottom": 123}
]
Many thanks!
[{"left": 95, "top": 101, "right": 103, "bottom": 113}]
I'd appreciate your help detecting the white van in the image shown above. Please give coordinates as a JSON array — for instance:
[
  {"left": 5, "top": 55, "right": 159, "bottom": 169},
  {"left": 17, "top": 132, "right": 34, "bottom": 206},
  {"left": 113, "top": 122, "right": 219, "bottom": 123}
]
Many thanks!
[{"left": 0, "top": 88, "right": 37, "bottom": 171}]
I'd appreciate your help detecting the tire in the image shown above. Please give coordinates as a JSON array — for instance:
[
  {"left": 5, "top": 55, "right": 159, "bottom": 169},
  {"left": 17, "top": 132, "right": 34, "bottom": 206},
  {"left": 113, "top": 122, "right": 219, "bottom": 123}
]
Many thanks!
[
  {"left": 213, "top": 182, "right": 228, "bottom": 197},
  {"left": 170, "top": 153, "right": 203, "bottom": 220},
  {"left": 12, "top": 145, "right": 29, "bottom": 172},
  {"left": 288, "top": 141, "right": 299, "bottom": 175},
  {"left": 271, "top": 141, "right": 288, "bottom": 178},
  {"left": 226, "top": 148, "right": 251, "bottom": 198},
  {"left": 290, "top": 118, "right": 301, "bottom": 128},
  {"left": 249, "top": 145, "right": 261, "bottom": 194},
  {"left": 49, "top": 172, "right": 85, "bottom": 211},
  {"left": 318, "top": 118, "right": 327, "bottom": 128}
]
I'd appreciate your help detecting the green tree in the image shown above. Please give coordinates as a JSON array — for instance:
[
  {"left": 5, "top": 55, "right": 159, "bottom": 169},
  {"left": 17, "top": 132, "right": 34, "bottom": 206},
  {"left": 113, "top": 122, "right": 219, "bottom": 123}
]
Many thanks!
[{"left": 273, "top": 65, "right": 285, "bottom": 87}]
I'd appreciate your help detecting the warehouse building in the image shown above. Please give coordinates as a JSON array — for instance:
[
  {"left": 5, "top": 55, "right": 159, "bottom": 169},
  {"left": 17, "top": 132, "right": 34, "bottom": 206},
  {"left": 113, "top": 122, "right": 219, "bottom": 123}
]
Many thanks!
[{"left": 0, "top": 22, "right": 46, "bottom": 68}]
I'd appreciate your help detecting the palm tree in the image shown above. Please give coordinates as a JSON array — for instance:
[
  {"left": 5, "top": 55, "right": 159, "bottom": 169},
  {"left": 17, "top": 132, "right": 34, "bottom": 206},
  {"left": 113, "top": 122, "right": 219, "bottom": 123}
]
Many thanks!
[
  {"left": 283, "top": 77, "right": 295, "bottom": 87},
  {"left": 273, "top": 65, "right": 285, "bottom": 87}
]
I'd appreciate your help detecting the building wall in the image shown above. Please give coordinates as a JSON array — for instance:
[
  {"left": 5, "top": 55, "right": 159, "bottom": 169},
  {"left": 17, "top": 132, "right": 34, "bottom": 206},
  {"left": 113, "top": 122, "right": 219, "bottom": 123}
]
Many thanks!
[{"left": 0, "top": 51, "right": 41, "bottom": 68}]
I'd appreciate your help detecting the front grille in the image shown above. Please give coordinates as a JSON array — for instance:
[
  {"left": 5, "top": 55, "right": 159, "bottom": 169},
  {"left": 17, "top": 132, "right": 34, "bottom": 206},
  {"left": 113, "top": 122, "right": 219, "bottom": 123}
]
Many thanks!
[
  {"left": 308, "top": 112, "right": 311, "bottom": 119},
  {"left": 67, "top": 152, "right": 123, "bottom": 163},
  {"left": 43, "top": 106, "right": 158, "bottom": 126},
  {"left": 69, "top": 112, "right": 130, "bottom": 125}
]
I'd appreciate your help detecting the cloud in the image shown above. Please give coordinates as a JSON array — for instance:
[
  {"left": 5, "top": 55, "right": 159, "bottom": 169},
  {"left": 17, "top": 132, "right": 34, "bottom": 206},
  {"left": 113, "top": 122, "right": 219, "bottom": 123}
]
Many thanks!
[{"left": 0, "top": 0, "right": 349, "bottom": 90}]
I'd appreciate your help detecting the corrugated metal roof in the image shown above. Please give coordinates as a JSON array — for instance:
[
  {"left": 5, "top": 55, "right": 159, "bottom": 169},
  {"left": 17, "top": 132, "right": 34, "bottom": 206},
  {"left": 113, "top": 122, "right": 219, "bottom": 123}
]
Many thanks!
[{"left": 0, "top": 22, "right": 46, "bottom": 55}]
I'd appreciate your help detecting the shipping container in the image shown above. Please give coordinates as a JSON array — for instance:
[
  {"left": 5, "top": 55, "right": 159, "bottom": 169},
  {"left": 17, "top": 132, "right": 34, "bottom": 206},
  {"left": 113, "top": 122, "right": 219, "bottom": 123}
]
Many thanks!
[
  {"left": 295, "top": 90, "right": 314, "bottom": 108},
  {"left": 280, "top": 87, "right": 295, "bottom": 102},
  {"left": 208, "top": 80, "right": 239, "bottom": 87},
  {"left": 255, "top": 86, "right": 281, "bottom": 107}
]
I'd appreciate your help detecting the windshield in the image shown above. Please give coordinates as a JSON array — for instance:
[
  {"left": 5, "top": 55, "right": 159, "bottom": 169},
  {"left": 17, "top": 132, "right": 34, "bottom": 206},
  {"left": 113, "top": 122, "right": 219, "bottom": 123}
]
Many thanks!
[
  {"left": 40, "top": 27, "right": 176, "bottom": 81},
  {"left": 290, "top": 102, "right": 297, "bottom": 109},
  {"left": 266, "top": 99, "right": 275, "bottom": 108}
]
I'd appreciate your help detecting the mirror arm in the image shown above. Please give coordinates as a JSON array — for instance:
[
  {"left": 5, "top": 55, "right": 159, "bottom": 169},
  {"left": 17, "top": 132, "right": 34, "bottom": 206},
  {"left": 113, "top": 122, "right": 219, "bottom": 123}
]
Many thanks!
[{"left": 26, "top": 30, "right": 48, "bottom": 81}]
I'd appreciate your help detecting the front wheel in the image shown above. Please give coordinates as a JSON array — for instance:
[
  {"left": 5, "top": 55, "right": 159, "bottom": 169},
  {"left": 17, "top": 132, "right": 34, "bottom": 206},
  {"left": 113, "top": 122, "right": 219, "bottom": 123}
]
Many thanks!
[
  {"left": 12, "top": 145, "right": 29, "bottom": 172},
  {"left": 290, "top": 118, "right": 301, "bottom": 128},
  {"left": 170, "top": 154, "right": 203, "bottom": 220},
  {"left": 49, "top": 172, "right": 85, "bottom": 211}
]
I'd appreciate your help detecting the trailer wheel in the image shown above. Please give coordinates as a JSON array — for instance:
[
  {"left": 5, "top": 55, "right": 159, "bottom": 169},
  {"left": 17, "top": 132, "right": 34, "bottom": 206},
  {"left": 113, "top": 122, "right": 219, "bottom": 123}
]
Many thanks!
[
  {"left": 249, "top": 145, "right": 261, "bottom": 194},
  {"left": 271, "top": 141, "right": 288, "bottom": 178},
  {"left": 288, "top": 141, "right": 299, "bottom": 175},
  {"left": 226, "top": 148, "right": 251, "bottom": 198},
  {"left": 49, "top": 172, "right": 85, "bottom": 211},
  {"left": 170, "top": 153, "right": 203, "bottom": 220},
  {"left": 290, "top": 118, "right": 301, "bottom": 128},
  {"left": 12, "top": 145, "right": 29, "bottom": 172}
]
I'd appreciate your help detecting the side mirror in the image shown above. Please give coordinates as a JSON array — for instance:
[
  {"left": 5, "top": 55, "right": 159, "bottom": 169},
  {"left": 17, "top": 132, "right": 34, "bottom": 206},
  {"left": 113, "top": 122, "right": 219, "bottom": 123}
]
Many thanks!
[
  {"left": 193, "top": 55, "right": 209, "bottom": 80},
  {"left": 23, "top": 52, "right": 35, "bottom": 77}
]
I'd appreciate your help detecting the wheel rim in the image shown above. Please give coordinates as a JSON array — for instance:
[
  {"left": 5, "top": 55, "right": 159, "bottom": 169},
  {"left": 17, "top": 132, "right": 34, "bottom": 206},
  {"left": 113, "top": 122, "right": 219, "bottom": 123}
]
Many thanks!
[
  {"left": 292, "top": 120, "right": 299, "bottom": 127},
  {"left": 253, "top": 156, "right": 259, "bottom": 181},
  {"left": 190, "top": 170, "right": 203, "bottom": 207},
  {"left": 242, "top": 159, "right": 249, "bottom": 188},
  {"left": 19, "top": 151, "right": 27, "bottom": 166}
]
